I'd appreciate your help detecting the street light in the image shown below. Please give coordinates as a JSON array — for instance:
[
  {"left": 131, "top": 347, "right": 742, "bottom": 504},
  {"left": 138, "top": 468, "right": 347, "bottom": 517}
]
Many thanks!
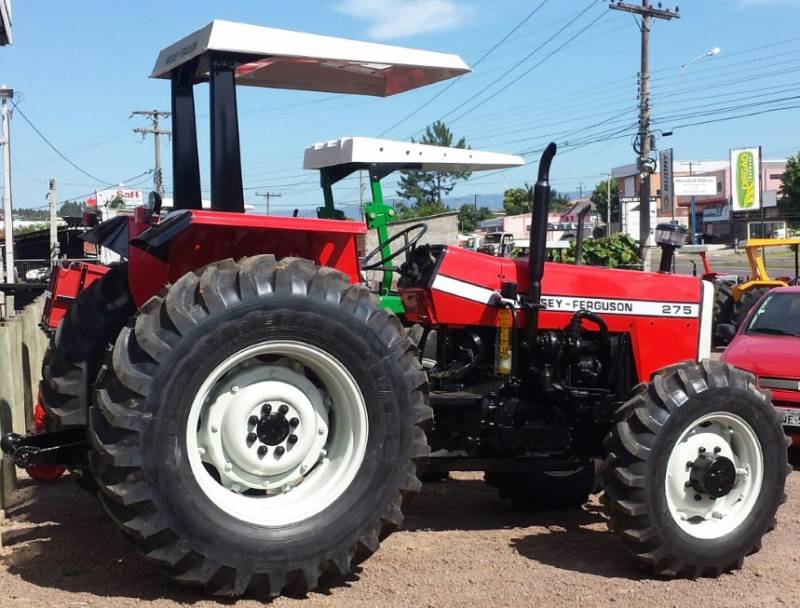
[{"left": 664, "top": 47, "right": 721, "bottom": 98}]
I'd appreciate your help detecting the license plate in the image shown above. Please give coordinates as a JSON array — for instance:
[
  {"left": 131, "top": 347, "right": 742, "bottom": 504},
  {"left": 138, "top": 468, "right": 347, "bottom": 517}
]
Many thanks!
[{"left": 780, "top": 409, "right": 800, "bottom": 428}]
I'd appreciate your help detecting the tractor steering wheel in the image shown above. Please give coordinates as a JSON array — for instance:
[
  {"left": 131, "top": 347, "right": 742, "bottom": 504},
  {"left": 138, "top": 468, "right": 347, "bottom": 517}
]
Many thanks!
[{"left": 362, "top": 223, "right": 428, "bottom": 272}]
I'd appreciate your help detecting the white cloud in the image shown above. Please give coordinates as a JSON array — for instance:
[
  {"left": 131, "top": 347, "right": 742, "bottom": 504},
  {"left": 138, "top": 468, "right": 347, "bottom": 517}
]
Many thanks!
[{"left": 335, "top": 0, "right": 472, "bottom": 40}]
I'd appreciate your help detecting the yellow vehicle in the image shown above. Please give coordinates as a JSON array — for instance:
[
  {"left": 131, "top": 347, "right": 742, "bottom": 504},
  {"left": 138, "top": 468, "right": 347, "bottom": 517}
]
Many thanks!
[{"left": 731, "top": 237, "right": 800, "bottom": 324}]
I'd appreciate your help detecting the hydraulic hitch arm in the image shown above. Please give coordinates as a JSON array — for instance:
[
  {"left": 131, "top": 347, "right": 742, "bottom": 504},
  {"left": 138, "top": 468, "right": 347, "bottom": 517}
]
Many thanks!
[{"left": 1, "top": 428, "right": 89, "bottom": 468}]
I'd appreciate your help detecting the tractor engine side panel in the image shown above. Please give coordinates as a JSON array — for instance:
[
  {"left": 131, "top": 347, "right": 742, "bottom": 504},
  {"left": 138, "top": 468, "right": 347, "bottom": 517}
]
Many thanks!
[
  {"left": 400, "top": 246, "right": 713, "bottom": 382},
  {"left": 128, "top": 210, "right": 366, "bottom": 307}
]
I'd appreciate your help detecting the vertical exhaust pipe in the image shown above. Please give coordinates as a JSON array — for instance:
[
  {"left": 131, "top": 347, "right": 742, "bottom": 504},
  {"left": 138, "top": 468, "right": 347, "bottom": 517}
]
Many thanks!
[{"left": 526, "top": 142, "right": 557, "bottom": 349}]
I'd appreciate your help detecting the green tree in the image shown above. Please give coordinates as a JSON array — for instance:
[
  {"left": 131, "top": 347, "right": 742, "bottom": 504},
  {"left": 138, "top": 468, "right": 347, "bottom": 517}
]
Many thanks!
[
  {"left": 591, "top": 178, "right": 620, "bottom": 225},
  {"left": 14, "top": 208, "right": 48, "bottom": 221},
  {"left": 458, "top": 204, "right": 494, "bottom": 232},
  {"left": 503, "top": 187, "right": 530, "bottom": 215},
  {"left": 58, "top": 200, "right": 88, "bottom": 217},
  {"left": 779, "top": 152, "right": 800, "bottom": 214},
  {"left": 13, "top": 223, "right": 48, "bottom": 236},
  {"left": 107, "top": 195, "right": 126, "bottom": 209},
  {"left": 503, "top": 186, "right": 570, "bottom": 215},
  {"left": 396, "top": 120, "right": 471, "bottom": 216},
  {"left": 549, "top": 188, "right": 571, "bottom": 212}
]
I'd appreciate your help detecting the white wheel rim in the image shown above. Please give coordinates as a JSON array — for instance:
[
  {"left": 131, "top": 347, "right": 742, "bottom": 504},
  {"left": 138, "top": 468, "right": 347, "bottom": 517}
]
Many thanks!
[
  {"left": 664, "top": 411, "right": 763, "bottom": 540},
  {"left": 185, "top": 340, "right": 368, "bottom": 526}
]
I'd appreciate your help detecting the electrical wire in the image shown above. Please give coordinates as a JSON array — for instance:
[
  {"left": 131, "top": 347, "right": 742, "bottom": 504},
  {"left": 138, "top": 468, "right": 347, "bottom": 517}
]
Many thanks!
[
  {"left": 406, "top": 0, "right": 604, "bottom": 138},
  {"left": 376, "top": 0, "right": 553, "bottom": 137},
  {"left": 10, "top": 100, "right": 113, "bottom": 184}
]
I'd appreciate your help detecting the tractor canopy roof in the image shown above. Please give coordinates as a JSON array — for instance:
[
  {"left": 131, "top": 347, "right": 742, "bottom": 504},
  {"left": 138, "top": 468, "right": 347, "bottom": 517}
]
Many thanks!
[
  {"left": 151, "top": 20, "right": 470, "bottom": 96},
  {"left": 303, "top": 137, "right": 524, "bottom": 173}
]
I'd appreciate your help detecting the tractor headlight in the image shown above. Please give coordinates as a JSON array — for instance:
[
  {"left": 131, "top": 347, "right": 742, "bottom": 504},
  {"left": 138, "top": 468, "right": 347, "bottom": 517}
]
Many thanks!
[{"left": 655, "top": 222, "right": 688, "bottom": 248}]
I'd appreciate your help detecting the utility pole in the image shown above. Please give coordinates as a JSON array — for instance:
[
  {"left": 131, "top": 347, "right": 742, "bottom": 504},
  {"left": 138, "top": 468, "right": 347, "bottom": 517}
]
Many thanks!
[
  {"left": 48, "top": 178, "right": 59, "bottom": 262},
  {"left": 1, "top": 85, "right": 13, "bottom": 314},
  {"left": 132, "top": 110, "right": 171, "bottom": 196},
  {"left": 610, "top": 1, "right": 679, "bottom": 268},
  {"left": 607, "top": 173, "right": 612, "bottom": 235},
  {"left": 255, "top": 191, "right": 281, "bottom": 215},
  {"left": 578, "top": 182, "right": 584, "bottom": 199}
]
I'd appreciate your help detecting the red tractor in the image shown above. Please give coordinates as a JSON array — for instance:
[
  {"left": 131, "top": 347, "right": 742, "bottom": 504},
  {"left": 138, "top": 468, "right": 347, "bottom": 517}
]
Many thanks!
[{"left": 2, "top": 21, "right": 788, "bottom": 599}]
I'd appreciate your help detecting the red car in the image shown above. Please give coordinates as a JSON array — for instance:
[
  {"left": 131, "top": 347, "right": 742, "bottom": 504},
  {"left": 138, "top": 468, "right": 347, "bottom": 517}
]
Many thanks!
[{"left": 722, "top": 286, "right": 800, "bottom": 444}]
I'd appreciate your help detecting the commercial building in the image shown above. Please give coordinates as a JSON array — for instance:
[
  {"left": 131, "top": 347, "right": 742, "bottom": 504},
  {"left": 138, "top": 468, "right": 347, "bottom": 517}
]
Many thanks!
[{"left": 612, "top": 156, "right": 787, "bottom": 243}]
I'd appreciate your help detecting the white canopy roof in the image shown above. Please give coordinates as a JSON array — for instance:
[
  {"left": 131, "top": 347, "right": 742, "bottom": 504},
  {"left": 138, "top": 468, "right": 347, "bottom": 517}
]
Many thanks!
[
  {"left": 151, "top": 20, "right": 470, "bottom": 97},
  {"left": 303, "top": 137, "right": 524, "bottom": 172}
]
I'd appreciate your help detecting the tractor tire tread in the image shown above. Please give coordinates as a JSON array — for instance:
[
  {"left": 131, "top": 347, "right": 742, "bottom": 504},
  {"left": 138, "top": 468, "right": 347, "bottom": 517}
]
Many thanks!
[
  {"left": 602, "top": 359, "right": 786, "bottom": 578},
  {"left": 89, "top": 255, "right": 430, "bottom": 598}
]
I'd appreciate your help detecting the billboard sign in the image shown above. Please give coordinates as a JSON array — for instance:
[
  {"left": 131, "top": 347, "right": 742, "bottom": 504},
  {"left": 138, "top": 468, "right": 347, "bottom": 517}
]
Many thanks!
[
  {"left": 659, "top": 149, "right": 674, "bottom": 213},
  {"left": 674, "top": 176, "right": 717, "bottom": 196},
  {"left": 730, "top": 147, "right": 761, "bottom": 211},
  {"left": 93, "top": 188, "right": 143, "bottom": 208}
]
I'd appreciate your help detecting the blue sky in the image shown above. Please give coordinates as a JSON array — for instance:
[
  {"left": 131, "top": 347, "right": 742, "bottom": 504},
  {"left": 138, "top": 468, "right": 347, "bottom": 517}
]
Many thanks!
[{"left": 2, "top": 0, "right": 800, "bottom": 214}]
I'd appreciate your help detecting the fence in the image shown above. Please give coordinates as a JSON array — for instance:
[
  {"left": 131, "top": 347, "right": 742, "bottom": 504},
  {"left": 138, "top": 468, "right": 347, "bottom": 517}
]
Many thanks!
[
  {"left": 0, "top": 296, "right": 48, "bottom": 538},
  {"left": 13, "top": 259, "right": 50, "bottom": 284}
]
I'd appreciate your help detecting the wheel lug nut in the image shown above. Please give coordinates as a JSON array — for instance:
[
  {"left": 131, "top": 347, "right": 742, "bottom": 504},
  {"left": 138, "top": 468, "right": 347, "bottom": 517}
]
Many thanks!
[
  {"left": 257, "top": 446, "right": 268, "bottom": 457},
  {"left": 247, "top": 432, "right": 257, "bottom": 443},
  {"left": 248, "top": 415, "right": 259, "bottom": 426},
  {"left": 261, "top": 404, "right": 272, "bottom": 415},
  {"left": 698, "top": 447, "right": 706, "bottom": 454},
  {"left": 289, "top": 417, "right": 299, "bottom": 427},
  {"left": 287, "top": 434, "right": 298, "bottom": 444},
  {"left": 278, "top": 404, "right": 289, "bottom": 415},
  {"left": 275, "top": 446, "right": 285, "bottom": 456}
]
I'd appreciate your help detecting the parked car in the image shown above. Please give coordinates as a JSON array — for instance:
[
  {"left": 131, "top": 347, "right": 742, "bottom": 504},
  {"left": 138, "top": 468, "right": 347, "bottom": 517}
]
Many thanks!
[{"left": 721, "top": 286, "right": 800, "bottom": 444}]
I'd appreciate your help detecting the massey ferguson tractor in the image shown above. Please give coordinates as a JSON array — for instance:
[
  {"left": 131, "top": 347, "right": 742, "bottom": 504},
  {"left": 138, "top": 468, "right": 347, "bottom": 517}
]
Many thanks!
[{"left": 1, "top": 21, "right": 788, "bottom": 599}]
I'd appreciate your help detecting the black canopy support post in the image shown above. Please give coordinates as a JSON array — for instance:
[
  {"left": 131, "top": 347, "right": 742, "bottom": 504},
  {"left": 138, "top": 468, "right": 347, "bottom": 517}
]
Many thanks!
[
  {"left": 317, "top": 168, "right": 339, "bottom": 219},
  {"left": 209, "top": 54, "right": 244, "bottom": 213},
  {"left": 170, "top": 59, "right": 202, "bottom": 210}
]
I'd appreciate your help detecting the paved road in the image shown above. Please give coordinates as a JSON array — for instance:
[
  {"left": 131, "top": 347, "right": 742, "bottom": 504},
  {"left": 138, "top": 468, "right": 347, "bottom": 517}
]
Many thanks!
[{"left": 664, "top": 246, "right": 799, "bottom": 279}]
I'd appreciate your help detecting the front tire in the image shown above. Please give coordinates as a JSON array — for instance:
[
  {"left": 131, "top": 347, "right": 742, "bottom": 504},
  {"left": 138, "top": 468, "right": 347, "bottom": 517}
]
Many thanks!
[
  {"left": 712, "top": 280, "right": 735, "bottom": 345},
  {"left": 603, "top": 361, "right": 787, "bottom": 577},
  {"left": 89, "top": 257, "right": 430, "bottom": 597}
]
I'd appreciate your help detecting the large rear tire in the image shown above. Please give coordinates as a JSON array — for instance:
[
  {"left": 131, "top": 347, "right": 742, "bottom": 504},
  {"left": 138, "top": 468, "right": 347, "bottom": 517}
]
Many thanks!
[
  {"left": 603, "top": 360, "right": 787, "bottom": 577},
  {"left": 41, "top": 263, "right": 134, "bottom": 429},
  {"left": 89, "top": 256, "right": 430, "bottom": 598}
]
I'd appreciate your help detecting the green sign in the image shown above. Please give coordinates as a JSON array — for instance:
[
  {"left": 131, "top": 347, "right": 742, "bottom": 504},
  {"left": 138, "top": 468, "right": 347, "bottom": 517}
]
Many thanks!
[{"left": 730, "top": 147, "right": 761, "bottom": 211}]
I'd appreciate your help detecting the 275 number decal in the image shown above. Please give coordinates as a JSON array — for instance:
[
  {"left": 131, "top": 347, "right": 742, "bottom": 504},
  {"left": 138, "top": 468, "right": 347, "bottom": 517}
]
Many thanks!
[{"left": 662, "top": 304, "right": 694, "bottom": 315}]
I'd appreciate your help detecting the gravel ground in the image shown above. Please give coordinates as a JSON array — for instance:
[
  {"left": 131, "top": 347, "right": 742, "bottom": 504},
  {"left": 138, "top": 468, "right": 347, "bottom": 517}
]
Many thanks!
[{"left": 1, "top": 454, "right": 799, "bottom": 608}]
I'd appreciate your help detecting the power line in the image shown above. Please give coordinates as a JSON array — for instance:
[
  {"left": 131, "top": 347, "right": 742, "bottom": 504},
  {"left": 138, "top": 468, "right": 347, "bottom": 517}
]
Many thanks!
[
  {"left": 406, "top": 0, "right": 603, "bottom": 138},
  {"left": 10, "top": 100, "right": 111, "bottom": 184},
  {"left": 448, "top": 5, "right": 610, "bottom": 126},
  {"left": 376, "top": 0, "right": 553, "bottom": 137},
  {"left": 22, "top": 169, "right": 153, "bottom": 209}
]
